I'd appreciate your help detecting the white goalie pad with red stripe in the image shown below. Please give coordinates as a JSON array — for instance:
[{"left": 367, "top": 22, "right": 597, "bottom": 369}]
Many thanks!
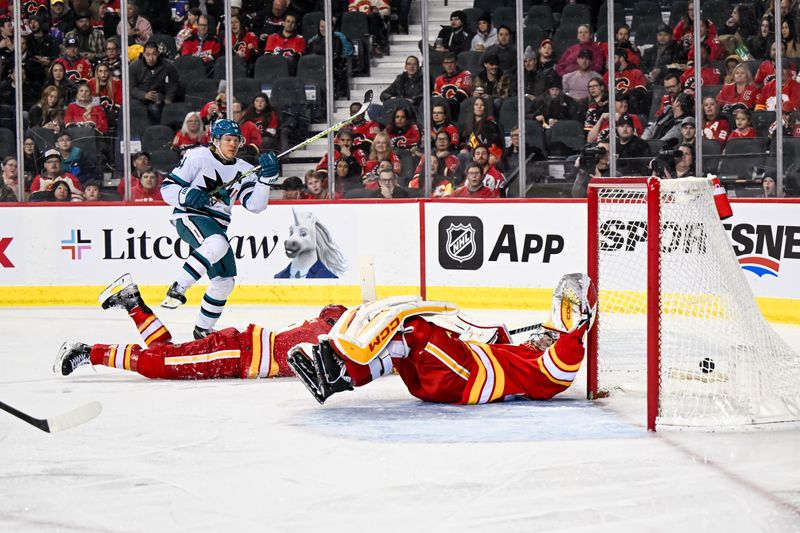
[{"left": 320, "top": 296, "right": 459, "bottom": 365}]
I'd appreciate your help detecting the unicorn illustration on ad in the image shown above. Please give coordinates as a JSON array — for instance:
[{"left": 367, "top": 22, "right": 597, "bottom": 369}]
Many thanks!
[{"left": 274, "top": 210, "right": 348, "bottom": 279}]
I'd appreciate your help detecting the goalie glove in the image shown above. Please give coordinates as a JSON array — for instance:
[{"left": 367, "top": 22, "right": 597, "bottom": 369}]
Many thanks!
[{"left": 542, "top": 273, "right": 597, "bottom": 335}]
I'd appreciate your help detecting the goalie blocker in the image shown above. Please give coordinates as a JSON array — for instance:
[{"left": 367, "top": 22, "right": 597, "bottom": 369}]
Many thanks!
[{"left": 288, "top": 274, "right": 597, "bottom": 405}]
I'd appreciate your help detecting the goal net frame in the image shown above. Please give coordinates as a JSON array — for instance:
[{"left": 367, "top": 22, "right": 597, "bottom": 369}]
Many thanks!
[{"left": 585, "top": 176, "right": 799, "bottom": 431}]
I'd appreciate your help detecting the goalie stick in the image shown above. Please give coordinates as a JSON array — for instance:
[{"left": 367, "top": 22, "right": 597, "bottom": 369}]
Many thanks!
[
  {"left": 0, "top": 399, "right": 102, "bottom": 433},
  {"left": 209, "top": 89, "right": 374, "bottom": 198}
]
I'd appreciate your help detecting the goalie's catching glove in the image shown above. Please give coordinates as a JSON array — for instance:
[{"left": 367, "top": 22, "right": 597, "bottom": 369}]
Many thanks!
[
  {"left": 543, "top": 273, "right": 597, "bottom": 335},
  {"left": 179, "top": 187, "right": 210, "bottom": 209},
  {"left": 257, "top": 151, "right": 279, "bottom": 185}
]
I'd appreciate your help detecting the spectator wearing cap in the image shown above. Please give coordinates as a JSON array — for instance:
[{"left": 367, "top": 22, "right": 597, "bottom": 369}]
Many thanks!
[
  {"left": 471, "top": 12, "right": 496, "bottom": 52},
  {"left": 435, "top": 10, "right": 474, "bottom": 56},
  {"left": 643, "top": 92, "right": 694, "bottom": 143},
  {"left": 529, "top": 74, "right": 578, "bottom": 126},
  {"left": 129, "top": 41, "right": 179, "bottom": 124},
  {"left": 474, "top": 53, "right": 512, "bottom": 112},
  {"left": 280, "top": 176, "right": 306, "bottom": 200},
  {"left": 521, "top": 46, "right": 554, "bottom": 99},
  {"left": 679, "top": 116, "right": 697, "bottom": 145},
  {"left": 642, "top": 24, "right": 683, "bottom": 83},
  {"left": 538, "top": 39, "right": 556, "bottom": 71},
  {"left": 555, "top": 24, "right": 604, "bottom": 77},
  {"left": 616, "top": 114, "right": 652, "bottom": 176},
  {"left": 434, "top": 52, "right": 474, "bottom": 117},
  {"left": 53, "top": 36, "right": 93, "bottom": 83},
  {"left": 586, "top": 92, "right": 644, "bottom": 143},
  {"left": 603, "top": 48, "right": 649, "bottom": 115},
  {"left": 30, "top": 149, "right": 84, "bottom": 201},
  {"left": 118, "top": 2, "right": 153, "bottom": 47},
  {"left": 50, "top": 0, "right": 77, "bottom": 36},
  {"left": 756, "top": 58, "right": 800, "bottom": 111},
  {"left": 482, "top": 25, "right": 516, "bottom": 73},
  {"left": 562, "top": 49, "right": 600, "bottom": 101},
  {"left": 63, "top": 11, "right": 105, "bottom": 62}
]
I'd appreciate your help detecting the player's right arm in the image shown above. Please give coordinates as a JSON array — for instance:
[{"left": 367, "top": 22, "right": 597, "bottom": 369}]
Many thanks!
[{"left": 160, "top": 150, "right": 210, "bottom": 210}]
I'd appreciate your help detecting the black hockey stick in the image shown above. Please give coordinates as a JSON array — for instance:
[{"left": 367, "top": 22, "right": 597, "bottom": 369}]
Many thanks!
[
  {"left": 508, "top": 323, "right": 540, "bottom": 336},
  {"left": 209, "top": 90, "right": 374, "bottom": 198},
  {"left": 0, "top": 399, "right": 102, "bottom": 433}
]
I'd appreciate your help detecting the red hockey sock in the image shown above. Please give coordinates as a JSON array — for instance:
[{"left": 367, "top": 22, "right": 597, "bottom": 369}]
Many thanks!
[
  {"left": 90, "top": 343, "right": 146, "bottom": 372},
  {"left": 129, "top": 306, "right": 172, "bottom": 346}
]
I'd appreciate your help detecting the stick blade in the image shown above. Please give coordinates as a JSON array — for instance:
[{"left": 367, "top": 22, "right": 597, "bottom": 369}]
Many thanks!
[
  {"left": 45, "top": 401, "right": 103, "bottom": 433},
  {"left": 363, "top": 89, "right": 373, "bottom": 104}
]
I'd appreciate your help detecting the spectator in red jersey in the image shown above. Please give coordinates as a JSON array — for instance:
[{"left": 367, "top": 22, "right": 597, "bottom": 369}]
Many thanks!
[
  {"left": 409, "top": 155, "right": 455, "bottom": 197},
  {"left": 53, "top": 36, "right": 93, "bottom": 83},
  {"left": 728, "top": 108, "right": 758, "bottom": 139},
  {"left": 117, "top": 1, "right": 153, "bottom": 47},
  {"left": 433, "top": 130, "right": 460, "bottom": 173},
  {"left": 175, "top": 7, "right": 202, "bottom": 51},
  {"left": 471, "top": 144, "right": 506, "bottom": 192},
  {"left": 30, "top": 149, "right": 83, "bottom": 201},
  {"left": 587, "top": 92, "right": 643, "bottom": 143},
  {"left": 555, "top": 24, "right": 605, "bottom": 77},
  {"left": 434, "top": 52, "right": 473, "bottom": 118},
  {"left": 65, "top": 82, "right": 109, "bottom": 134},
  {"left": 702, "top": 96, "right": 731, "bottom": 146},
  {"left": 716, "top": 62, "right": 758, "bottom": 113},
  {"left": 768, "top": 101, "right": 800, "bottom": 137},
  {"left": 230, "top": 14, "right": 259, "bottom": 66},
  {"left": 385, "top": 107, "right": 421, "bottom": 152},
  {"left": 452, "top": 162, "right": 499, "bottom": 198},
  {"left": 87, "top": 62, "right": 121, "bottom": 131},
  {"left": 599, "top": 23, "right": 642, "bottom": 69},
  {"left": 674, "top": 1, "right": 717, "bottom": 51},
  {"left": 603, "top": 48, "right": 649, "bottom": 114},
  {"left": 231, "top": 101, "right": 262, "bottom": 162},
  {"left": 171, "top": 111, "right": 209, "bottom": 155},
  {"left": 430, "top": 103, "right": 460, "bottom": 149},
  {"left": 756, "top": 58, "right": 800, "bottom": 111},
  {"left": 254, "top": 0, "right": 296, "bottom": 42},
  {"left": 180, "top": 14, "right": 221, "bottom": 69},
  {"left": 755, "top": 42, "right": 785, "bottom": 87},
  {"left": 349, "top": 101, "right": 382, "bottom": 149},
  {"left": 316, "top": 128, "right": 368, "bottom": 177},
  {"left": 199, "top": 81, "right": 228, "bottom": 125},
  {"left": 242, "top": 93, "right": 280, "bottom": 151},
  {"left": 264, "top": 13, "right": 306, "bottom": 75},
  {"left": 681, "top": 43, "right": 722, "bottom": 96},
  {"left": 362, "top": 132, "right": 401, "bottom": 188},
  {"left": 116, "top": 151, "right": 155, "bottom": 198},
  {"left": 131, "top": 169, "right": 163, "bottom": 202},
  {"left": 304, "top": 171, "right": 336, "bottom": 200}
]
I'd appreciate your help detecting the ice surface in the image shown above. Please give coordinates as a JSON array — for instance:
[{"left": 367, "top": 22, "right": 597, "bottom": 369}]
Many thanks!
[{"left": 1, "top": 306, "right": 799, "bottom": 532}]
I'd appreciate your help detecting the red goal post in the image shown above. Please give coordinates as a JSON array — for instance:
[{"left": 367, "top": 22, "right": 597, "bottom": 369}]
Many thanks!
[{"left": 586, "top": 177, "right": 800, "bottom": 431}]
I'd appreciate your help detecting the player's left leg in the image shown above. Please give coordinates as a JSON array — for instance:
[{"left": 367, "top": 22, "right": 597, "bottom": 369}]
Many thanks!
[
  {"left": 99, "top": 273, "right": 172, "bottom": 346},
  {"left": 193, "top": 245, "right": 238, "bottom": 339}
]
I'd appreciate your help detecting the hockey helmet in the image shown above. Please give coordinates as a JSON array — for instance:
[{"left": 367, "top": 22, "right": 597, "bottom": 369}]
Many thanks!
[{"left": 210, "top": 118, "right": 243, "bottom": 142}]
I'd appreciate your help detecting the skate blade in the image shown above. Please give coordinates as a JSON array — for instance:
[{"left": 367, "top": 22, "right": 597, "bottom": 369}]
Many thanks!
[
  {"left": 53, "top": 341, "right": 71, "bottom": 374},
  {"left": 98, "top": 273, "right": 133, "bottom": 306},
  {"left": 160, "top": 296, "right": 184, "bottom": 309}
]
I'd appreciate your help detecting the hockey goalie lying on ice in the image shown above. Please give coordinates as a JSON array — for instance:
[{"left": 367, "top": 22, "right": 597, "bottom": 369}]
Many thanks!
[{"left": 54, "top": 273, "right": 596, "bottom": 406}]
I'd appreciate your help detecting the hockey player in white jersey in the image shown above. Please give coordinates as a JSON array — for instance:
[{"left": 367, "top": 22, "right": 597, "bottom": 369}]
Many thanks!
[{"left": 159, "top": 118, "right": 280, "bottom": 339}]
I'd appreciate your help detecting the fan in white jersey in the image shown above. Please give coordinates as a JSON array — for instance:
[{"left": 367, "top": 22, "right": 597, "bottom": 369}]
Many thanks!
[{"left": 159, "top": 118, "right": 280, "bottom": 339}]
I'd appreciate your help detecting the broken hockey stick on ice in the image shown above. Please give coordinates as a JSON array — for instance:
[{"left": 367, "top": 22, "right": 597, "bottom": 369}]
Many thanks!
[
  {"left": 0, "top": 399, "right": 102, "bottom": 433},
  {"left": 209, "top": 89, "right": 374, "bottom": 198}
]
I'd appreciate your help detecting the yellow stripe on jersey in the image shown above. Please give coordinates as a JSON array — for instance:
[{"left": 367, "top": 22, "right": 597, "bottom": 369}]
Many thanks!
[
  {"left": 123, "top": 344, "right": 133, "bottom": 371},
  {"left": 144, "top": 326, "right": 168, "bottom": 345},
  {"left": 137, "top": 314, "right": 156, "bottom": 333},
  {"left": 268, "top": 331, "right": 278, "bottom": 377},
  {"left": 106, "top": 345, "right": 118, "bottom": 368},
  {"left": 482, "top": 345, "right": 506, "bottom": 402},
  {"left": 247, "top": 326, "right": 263, "bottom": 379},
  {"left": 424, "top": 342, "right": 470, "bottom": 380},
  {"left": 538, "top": 357, "right": 573, "bottom": 387},
  {"left": 165, "top": 350, "right": 241, "bottom": 366},
  {"left": 549, "top": 343, "right": 582, "bottom": 372},
  {"left": 465, "top": 344, "right": 488, "bottom": 404}
]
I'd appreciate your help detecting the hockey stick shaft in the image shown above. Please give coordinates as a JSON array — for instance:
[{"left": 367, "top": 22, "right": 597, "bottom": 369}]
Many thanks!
[
  {"left": 209, "top": 90, "right": 374, "bottom": 197},
  {"left": 0, "top": 399, "right": 102, "bottom": 433},
  {"left": 509, "top": 323, "right": 538, "bottom": 335}
]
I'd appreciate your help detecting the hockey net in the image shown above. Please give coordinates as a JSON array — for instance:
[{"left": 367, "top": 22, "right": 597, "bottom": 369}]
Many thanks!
[{"left": 587, "top": 177, "right": 800, "bottom": 429}]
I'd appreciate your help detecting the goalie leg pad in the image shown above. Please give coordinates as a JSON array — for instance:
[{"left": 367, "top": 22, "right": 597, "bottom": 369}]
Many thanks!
[{"left": 321, "top": 296, "right": 458, "bottom": 365}]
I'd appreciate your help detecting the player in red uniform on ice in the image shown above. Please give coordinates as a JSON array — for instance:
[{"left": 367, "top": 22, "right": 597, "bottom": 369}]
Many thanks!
[{"left": 55, "top": 273, "right": 596, "bottom": 408}]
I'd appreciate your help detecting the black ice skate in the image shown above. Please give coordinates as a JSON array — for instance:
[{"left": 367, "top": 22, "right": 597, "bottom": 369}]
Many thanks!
[
  {"left": 193, "top": 326, "right": 215, "bottom": 340},
  {"left": 161, "top": 282, "right": 187, "bottom": 309},
  {"left": 313, "top": 341, "right": 354, "bottom": 402},
  {"left": 98, "top": 273, "right": 151, "bottom": 313},
  {"left": 53, "top": 342, "right": 92, "bottom": 376}
]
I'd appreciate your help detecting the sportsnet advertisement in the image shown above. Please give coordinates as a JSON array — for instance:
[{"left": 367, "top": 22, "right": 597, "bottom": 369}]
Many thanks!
[{"left": 0, "top": 202, "right": 419, "bottom": 296}]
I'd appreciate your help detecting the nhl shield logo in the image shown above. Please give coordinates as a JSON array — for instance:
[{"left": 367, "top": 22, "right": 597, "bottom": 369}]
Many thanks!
[
  {"left": 446, "top": 223, "right": 476, "bottom": 263},
  {"left": 438, "top": 216, "right": 483, "bottom": 270}
]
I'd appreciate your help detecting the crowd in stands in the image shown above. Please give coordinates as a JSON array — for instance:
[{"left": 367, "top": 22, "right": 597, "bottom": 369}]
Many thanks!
[{"left": 0, "top": 0, "right": 797, "bottom": 202}]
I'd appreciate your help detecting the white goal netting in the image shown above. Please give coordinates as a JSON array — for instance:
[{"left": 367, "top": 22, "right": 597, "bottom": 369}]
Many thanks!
[{"left": 593, "top": 177, "right": 800, "bottom": 427}]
